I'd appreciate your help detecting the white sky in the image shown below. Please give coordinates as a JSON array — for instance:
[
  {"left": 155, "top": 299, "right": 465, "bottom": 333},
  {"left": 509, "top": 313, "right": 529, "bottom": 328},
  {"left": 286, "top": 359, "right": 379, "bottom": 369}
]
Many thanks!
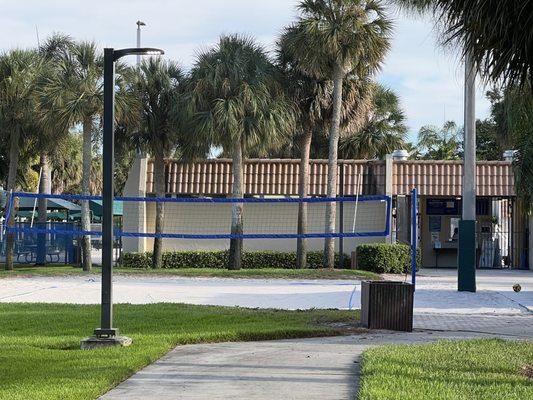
[{"left": 0, "top": 0, "right": 491, "bottom": 143}]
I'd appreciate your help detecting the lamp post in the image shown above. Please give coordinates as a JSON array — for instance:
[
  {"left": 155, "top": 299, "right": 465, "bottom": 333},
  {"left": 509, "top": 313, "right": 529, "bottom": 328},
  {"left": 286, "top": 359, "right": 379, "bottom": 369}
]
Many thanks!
[
  {"left": 136, "top": 21, "right": 146, "bottom": 66},
  {"left": 82, "top": 47, "right": 164, "bottom": 349}
]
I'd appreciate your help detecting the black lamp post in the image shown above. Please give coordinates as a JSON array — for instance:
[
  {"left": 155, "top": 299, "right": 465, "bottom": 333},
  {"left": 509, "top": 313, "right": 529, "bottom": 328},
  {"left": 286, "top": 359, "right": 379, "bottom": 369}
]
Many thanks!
[{"left": 83, "top": 47, "right": 163, "bottom": 348}]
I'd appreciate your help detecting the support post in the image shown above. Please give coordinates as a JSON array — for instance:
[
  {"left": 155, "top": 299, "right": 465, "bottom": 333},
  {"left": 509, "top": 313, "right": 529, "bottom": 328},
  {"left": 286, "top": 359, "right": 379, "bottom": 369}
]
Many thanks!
[
  {"left": 411, "top": 188, "right": 417, "bottom": 288},
  {"left": 458, "top": 51, "right": 477, "bottom": 292}
]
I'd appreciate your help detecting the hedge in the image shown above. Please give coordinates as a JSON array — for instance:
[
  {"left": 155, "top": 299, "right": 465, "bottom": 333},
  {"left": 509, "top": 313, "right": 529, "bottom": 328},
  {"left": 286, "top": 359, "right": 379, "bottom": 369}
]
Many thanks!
[
  {"left": 356, "top": 243, "right": 421, "bottom": 274},
  {"left": 121, "top": 250, "right": 350, "bottom": 270}
]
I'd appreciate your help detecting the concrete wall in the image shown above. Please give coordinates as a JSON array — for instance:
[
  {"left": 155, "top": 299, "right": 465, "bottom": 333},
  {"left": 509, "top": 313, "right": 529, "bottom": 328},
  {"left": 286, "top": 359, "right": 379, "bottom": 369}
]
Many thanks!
[{"left": 122, "top": 156, "right": 148, "bottom": 253}]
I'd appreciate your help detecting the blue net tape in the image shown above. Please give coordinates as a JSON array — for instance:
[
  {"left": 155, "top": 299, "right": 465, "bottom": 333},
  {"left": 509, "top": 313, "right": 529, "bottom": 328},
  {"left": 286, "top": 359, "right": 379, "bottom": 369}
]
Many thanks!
[{"left": 5, "top": 192, "right": 391, "bottom": 239}]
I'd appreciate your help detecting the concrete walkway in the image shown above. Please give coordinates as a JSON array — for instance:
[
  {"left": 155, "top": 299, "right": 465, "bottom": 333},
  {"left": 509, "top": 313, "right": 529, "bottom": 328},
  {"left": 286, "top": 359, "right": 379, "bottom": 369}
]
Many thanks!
[{"left": 101, "top": 323, "right": 532, "bottom": 400}]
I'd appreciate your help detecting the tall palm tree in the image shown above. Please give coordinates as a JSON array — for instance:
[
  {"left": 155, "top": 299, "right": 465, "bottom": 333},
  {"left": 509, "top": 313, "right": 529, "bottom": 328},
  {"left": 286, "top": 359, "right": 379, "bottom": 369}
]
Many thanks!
[
  {"left": 395, "top": 0, "right": 532, "bottom": 87},
  {"left": 276, "top": 36, "right": 330, "bottom": 269},
  {"left": 134, "top": 57, "right": 204, "bottom": 269},
  {"left": 33, "top": 34, "right": 74, "bottom": 265},
  {"left": 190, "top": 34, "right": 294, "bottom": 270},
  {"left": 284, "top": 0, "right": 392, "bottom": 268},
  {"left": 0, "top": 49, "right": 42, "bottom": 270},
  {"left": 38, "top": 41, "right": 135, "bottom": 271},
  {"left": 340, "top": 85, "right": 408, "bottom": 159}
]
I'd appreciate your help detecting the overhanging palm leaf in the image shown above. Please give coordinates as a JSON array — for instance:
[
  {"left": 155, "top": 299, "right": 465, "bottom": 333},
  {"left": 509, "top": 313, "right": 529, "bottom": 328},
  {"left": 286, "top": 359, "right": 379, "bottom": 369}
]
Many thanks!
[{"left": 394, "top": 0, "right": 533, "bottom": 86}]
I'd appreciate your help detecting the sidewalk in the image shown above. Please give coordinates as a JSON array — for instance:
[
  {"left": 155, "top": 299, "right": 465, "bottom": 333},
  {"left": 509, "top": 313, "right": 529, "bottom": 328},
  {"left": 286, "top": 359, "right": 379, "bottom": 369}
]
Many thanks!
[{"left": 101, "top": 314, "right": 532, "bottom": 400}]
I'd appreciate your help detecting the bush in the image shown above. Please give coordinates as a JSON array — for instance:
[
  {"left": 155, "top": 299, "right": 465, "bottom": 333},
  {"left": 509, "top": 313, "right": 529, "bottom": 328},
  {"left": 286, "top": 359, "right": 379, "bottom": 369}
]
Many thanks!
[
  {"left": 122, "top": 252, "right": 152, "bottom": 269},
  {"left": 356, "top": 243, "right": 421, "bottom": 274},
  {"left": 162, "top": 251, "right": 227, "bottom": 269},
  {"left": 121, "top": 250, "right": 350, "bottom": 269}
]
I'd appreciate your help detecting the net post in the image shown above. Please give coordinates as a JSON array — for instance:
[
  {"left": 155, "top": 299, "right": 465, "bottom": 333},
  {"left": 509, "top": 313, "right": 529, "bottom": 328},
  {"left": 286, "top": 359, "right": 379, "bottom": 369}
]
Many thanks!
[
  {"left": 339, "top": 162, "right": 344, "bottom": 269},
  {"left": 411, "top": 187, "right": 418, "bottom": 289}
]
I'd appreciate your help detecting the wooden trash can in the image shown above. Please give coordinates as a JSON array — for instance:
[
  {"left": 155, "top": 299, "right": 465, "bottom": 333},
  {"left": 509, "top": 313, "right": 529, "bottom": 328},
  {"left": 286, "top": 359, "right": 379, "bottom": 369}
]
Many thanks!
[{"left": 361, "top": 281, "right": 414, "bottom": 332}]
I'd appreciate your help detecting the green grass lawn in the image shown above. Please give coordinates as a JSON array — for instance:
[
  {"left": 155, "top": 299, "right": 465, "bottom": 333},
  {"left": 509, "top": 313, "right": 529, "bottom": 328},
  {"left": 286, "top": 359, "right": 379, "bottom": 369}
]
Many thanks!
[
  {"left": 0, "top": 264, "right": 380, "bottom": 280},
  {"left": 0, "top": 303, "right": 359, "bottom": 400},
  {"left": 359, "top": 339, "right": 533, "bottom": 400}
]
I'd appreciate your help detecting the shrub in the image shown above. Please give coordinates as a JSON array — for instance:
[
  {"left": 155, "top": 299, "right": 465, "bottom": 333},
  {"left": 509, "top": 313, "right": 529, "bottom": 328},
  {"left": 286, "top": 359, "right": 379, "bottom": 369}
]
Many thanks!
[
  {"left": 121, "top": 250, "right": 350, "bottom": 269},
  {"left": 356, "top": 243, "right": 421, "bottom": 274},
  {"left": 122, "top": 252, "right": 152, "bottom": 269},
  {"left": 162, "top": 251, "right": 227, "bottom": 269}
]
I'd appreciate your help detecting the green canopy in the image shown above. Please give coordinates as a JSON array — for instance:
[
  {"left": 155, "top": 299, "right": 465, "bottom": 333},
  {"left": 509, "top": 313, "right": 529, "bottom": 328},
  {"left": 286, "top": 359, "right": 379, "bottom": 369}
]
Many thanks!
[
  {"left": 16, "top": 211, "right": 70, "bottom": 221},
  {"left": 0, "top": 190, "right": 81, "bottom": 212},
  {"left": 89, "top": 200, "right": 123, "bottom": 218}
]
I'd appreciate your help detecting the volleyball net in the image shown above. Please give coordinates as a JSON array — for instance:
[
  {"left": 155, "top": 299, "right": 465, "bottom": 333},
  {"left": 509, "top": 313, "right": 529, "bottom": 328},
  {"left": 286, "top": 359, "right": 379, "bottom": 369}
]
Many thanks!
[{"left": 4, "top": 192, "right": 391, "bottom": 240}]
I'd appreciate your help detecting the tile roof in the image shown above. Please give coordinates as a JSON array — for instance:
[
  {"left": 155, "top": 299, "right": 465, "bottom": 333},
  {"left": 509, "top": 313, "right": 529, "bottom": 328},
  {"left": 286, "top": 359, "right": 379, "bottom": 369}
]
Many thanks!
[{"left": 146, "top": 159, "right": 515, "bottom": 197}]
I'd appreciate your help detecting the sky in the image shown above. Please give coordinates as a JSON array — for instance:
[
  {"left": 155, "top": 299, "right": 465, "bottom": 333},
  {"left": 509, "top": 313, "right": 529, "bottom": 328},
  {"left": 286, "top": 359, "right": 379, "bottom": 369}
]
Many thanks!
[{"left": 0, "top": 0, "right": 492, "bottom": 143}]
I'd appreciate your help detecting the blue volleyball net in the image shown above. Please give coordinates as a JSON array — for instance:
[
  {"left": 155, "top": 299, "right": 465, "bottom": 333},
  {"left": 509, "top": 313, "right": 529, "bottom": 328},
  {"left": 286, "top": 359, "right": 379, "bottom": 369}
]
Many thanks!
[{"left": 3, "top": 192, "right": 391, "bottom": 240}]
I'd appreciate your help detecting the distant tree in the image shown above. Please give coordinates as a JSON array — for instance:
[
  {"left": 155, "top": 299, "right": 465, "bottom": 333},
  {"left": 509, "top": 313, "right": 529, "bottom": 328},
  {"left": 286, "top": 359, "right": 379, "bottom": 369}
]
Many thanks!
[
  {"left": 283, "top": 0, "right": 392, "bottom": 268},
  {"left": 340, "top": 85, "right": 407, "bottom": 159},
  {"left": 488, "top": 83, "right": 533, "bottom": 206},
  {"left": 417, "top": 121, "right": 463, "bottom": 160},
  {"left": 190, "top": 35, "right": 294, "bottom": 270},
  {"left": 475, "top": 118, "right": 502, "bottom": 161}
]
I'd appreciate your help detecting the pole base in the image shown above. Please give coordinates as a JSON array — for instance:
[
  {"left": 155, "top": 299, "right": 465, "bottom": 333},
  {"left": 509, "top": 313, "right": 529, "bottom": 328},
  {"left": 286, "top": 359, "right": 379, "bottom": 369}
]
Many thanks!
[
  {"left": 94, "top": 328, "right": 119, "bottom": 338},
  {"left": 458, "top": 220, "right": 477, "bottom": 293},
  {"left": 80, "top": 336, "right": 132, "bottom": 350}
]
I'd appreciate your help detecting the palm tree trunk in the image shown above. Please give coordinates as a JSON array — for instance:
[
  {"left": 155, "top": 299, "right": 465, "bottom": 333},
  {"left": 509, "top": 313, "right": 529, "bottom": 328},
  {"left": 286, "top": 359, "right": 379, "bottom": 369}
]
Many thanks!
[
  {"left": 152, "top": 149, "right": 165, "bottom": 269},
  {"left": 36, "top": 153, "right": 51, "bottom": 265},
  {"left": 324, "top": 65, "right": 344, "bottom": 269},
  {"left": 296, "top": 128, "right": 313, "bottom": 269},
  {"left": 81, "top": 118, "right": 92, "bottom": 271},
  {"left": 5, "top": 129, "right": 20, "bottom": 271},
  {"left": 228, "top": 138, "right": 244, "bottom": 270}
]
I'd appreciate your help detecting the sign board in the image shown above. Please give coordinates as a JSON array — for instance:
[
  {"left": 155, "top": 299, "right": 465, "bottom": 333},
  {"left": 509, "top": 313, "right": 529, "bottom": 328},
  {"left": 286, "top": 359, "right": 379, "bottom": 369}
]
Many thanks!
[{"left": 426, "top": 198, "right": 460, "bottom": 216}]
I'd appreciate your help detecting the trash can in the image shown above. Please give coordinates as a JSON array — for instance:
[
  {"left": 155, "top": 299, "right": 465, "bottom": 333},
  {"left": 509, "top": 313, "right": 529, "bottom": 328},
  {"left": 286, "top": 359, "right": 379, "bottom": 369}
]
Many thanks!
[{"left": 361, "top": 281, "right": 414, "bottom": 332}]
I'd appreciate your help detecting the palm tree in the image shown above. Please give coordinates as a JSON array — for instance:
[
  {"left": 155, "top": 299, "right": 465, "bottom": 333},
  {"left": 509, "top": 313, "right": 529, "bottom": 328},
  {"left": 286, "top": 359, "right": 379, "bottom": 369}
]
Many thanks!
[
  {"left": 32, "top": 34, "right": 75, "bottom": 265},
  {"left": 134, "top": 57, "right": 205, "bottom": 269},
  {"left": 49, "top": 132, "right": 83, "bottom": 194},
  {"left": 394, "top": 0, "right": 533, "bottom": 87},
  {"left": 284, "top": 0, "right": 392, "bottom": 268},
  {"left": 276, "top": 36, "right": 331, "bottom": 269},
  {"left": 0, "top": 49, "right": 42, "bottom": 270},
  {"left": 190, "top": 34, "right": 294, "bottom": 270},
  {"left": 38, "top": 41, "right": 135, "bottom": 271},
  {"left": 340, "top": 85, "right": 408, "bottom": 159}
]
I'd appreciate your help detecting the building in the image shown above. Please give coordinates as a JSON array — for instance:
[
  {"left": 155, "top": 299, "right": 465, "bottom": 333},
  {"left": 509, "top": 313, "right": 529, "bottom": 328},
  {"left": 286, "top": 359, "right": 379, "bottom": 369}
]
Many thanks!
[{"left": 122, "top": 154, "right": 530, "bottom": 270}]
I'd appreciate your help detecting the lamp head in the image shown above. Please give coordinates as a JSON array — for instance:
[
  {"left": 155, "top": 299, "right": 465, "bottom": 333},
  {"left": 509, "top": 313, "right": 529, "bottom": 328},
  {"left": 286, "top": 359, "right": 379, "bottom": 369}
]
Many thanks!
[{"left": 112, "top": 47, "right": 164, "bottom": 61}]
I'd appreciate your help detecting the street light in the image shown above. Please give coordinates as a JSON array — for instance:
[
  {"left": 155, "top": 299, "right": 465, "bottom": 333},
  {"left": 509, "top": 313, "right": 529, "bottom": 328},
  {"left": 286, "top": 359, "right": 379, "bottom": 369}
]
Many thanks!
[
  {"left": 82, "top": 47, "right": 164, "bottom": 349},
  {"left": 136, "top": 21, "right": 146, "bottom": 66}
]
